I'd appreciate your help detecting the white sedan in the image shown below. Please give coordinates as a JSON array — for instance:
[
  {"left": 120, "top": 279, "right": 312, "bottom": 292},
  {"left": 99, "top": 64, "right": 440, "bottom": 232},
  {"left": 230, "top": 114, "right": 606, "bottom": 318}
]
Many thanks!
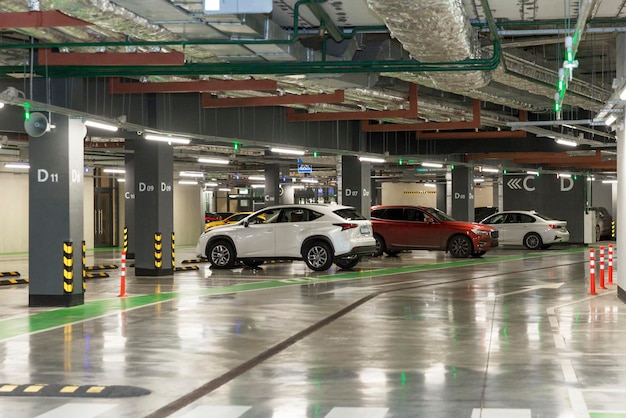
[
  {"left": 196, "top": 204, "right": 376, "bottom": 271},
  {"left": 479, "top": 210, "right": 570, "bottom": 250}
]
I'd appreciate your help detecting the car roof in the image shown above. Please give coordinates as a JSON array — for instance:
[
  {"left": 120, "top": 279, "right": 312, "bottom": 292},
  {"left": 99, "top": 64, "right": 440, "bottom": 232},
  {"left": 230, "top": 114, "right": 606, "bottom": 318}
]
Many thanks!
[
  {"left": 260, "top": 203, "right": 355, "bottom": 211},
  {"left": 371, "top": 205, "right": 431, "bottom": 210}
]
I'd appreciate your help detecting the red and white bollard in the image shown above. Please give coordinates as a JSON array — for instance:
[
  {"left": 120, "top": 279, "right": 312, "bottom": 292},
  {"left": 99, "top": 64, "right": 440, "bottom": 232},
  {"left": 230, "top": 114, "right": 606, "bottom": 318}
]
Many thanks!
[
  {"left": 589, "top": 248, "right": 597, "bottom": 295},
  {"left": 118, "top": 250, "right": 127, "bottom": 297},
  {"left": 608, "top": 244, "right": 614, "bottom": 285},
  {"left": 600, "top": 246, "right": 606, "bottom": 289}
]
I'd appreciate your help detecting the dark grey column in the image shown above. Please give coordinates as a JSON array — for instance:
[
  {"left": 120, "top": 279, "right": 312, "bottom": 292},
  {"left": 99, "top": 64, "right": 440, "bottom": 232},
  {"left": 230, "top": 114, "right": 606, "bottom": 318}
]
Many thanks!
[
  {"left": 264, "top": 163, "right": 280, "bottom": 207},
  {"left": 340, "top": 156, "right": 372, "bottom": 214},
  {"left": 451, "top": 166, "right": 474, "bottom": 221},
  {"left": 29, "top": 115, "right": 85, "bottom": 307},
  {"left": 134, "top": 139, "right": 174, "bottom": 276},
  {"left": 124, "top": 139, "right": 137, "bottom": 258},
  {"left": 436, "top": 174, "right": 447, "bottom": 212}
]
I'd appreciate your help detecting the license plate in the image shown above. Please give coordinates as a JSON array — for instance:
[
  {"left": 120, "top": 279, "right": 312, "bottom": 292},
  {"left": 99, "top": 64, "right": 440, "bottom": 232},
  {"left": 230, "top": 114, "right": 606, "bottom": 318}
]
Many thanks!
[{"left": 360, "top": 226, "right": 370, "bottom": 234}]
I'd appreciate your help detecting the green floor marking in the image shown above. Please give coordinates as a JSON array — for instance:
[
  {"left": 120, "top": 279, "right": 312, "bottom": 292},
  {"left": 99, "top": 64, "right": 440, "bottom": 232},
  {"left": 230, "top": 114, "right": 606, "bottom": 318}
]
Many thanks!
[
  {"left": 0, "top": 247, "right": 590, "bottom": 341},
  {"left": 590, "top": 413, "right": 626, "bottom": 417}
]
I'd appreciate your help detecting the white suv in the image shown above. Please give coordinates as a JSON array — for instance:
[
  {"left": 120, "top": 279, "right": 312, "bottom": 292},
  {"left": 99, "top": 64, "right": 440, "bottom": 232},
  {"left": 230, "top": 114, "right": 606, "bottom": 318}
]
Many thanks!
[{"left": 196, "top": 204, "right": 376, "bottom": 271}]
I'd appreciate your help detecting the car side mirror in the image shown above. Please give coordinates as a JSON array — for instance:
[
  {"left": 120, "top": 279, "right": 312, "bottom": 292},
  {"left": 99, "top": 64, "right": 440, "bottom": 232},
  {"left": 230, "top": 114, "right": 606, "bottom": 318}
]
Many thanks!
[{"left": 243, "top": 220, "right": 249, "bottom": 227}]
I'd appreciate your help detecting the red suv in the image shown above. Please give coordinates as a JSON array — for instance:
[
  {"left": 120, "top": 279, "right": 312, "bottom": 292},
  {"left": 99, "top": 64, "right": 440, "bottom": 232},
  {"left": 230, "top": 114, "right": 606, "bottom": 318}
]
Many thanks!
[{"left": 370, "top": 205, "right": 498, "bottom": 258}]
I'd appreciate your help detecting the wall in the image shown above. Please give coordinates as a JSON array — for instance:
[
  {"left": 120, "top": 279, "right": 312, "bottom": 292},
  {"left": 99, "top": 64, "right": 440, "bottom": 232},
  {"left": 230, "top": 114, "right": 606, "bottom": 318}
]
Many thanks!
[
  {"left": 0, "top": 171, "right": 202, "bottom": 254},
  {"left": 381, "top": 182, "right": 437, "bottom": 206},
  {"left": 474, "top": 183, "right": 495, "bottom": 208}
]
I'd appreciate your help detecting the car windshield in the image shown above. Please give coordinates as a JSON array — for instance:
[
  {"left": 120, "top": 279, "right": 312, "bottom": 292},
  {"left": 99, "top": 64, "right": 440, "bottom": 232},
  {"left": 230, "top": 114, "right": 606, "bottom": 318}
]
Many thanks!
[
  {"left": 334, "top": 208, "right": 366, "bottom": 220},
  {"left": 424, "top": 207, "right": 455, "bottom": 221},
  {"left": 227, "top": 213, "right": 250, "bottom": 222}
]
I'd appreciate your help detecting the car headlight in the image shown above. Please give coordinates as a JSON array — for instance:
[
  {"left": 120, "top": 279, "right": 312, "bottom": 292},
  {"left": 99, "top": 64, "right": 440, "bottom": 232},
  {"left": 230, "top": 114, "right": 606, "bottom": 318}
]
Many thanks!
[{"left": 472, "top": 228, "right": 490, "bottom": 235}]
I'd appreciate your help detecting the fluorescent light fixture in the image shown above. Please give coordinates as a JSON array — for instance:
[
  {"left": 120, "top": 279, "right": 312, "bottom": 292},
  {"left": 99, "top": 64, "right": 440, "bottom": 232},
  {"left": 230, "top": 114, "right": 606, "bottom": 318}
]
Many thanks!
[
  {"left": 421, "top": 162, "right": 443, "bottom": 168},
  {"left": 248, "top": 175, "right": 265, "bottom": 181},
  {"left": 301, "top": 178, "right": 318, "bottom": 183},
  {"left": 178, "top": 180, "right": 198, "bottom": 185},
  {"left": 558, "top": 173, "right": 572, "bottom": 178},
  {"left": 474, "top": 178, "right": 485, "bottom": 183},
  {"left": 271, "top": 147, "right": 305, "bottom": 156},
  {"left": 144, "top": 134, "right": 191, "bottom": 145},
  {"left": 103, "top": 168, "right": 125, "bottom": 174},
  {"left": 424, "top": 183, "right": 437, "bottom": 188},
  {"left": 481, "top": 167, "right": 499, "bottom": 173},
  {"left": 620, "top": 87, "right": 626, "bottom": 101},
  {"left": 218, "top": 188, "right": 231, "bottom": 192},
  {"left": 251, "top": 184, "right": 265, "bottom": 188},
  {"left": 4, "top": 162, "right": 29, "bottom": 169},
  {"left": 204, "top": 182, "right": 218, "bottom": 187},
  {"left": 179, "top": 171, "right": 203, "bottom": 178},
  {"left": 198, "top": 157, "right": 229, "bottom": 165},
  {"left": 602, "top": 179, "right": 618, "bottom": 184},
  {"left": 117, "top": 178, "right": 126, "bottom": 183},
  {"left": 359, "top": 156, "right": 385, "bottom": 163},
  {"left": 84, "top": 120, "right": 118, "bottom": 132},
  {"left": 526, "top": 170, "right": 539, "bottom": 176},
  {"left": 555, "top": 138, "right": 577, "bottom": 147},
  {"left": 605, "top": 115, "right": 617, "bottom": 126}
]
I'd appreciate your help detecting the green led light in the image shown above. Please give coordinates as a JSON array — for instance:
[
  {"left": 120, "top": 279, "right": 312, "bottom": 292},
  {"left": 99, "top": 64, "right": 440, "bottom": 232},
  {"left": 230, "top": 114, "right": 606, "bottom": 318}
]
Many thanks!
[
  {"left": 313, "top": 151, "right": 318, "bottom": 157},
  {"left": 558, "top": 79, "right": 565, "bottom": 91},
  {"left": 23, "top": 102, "right": 31, "bottom": 121},
  {"left": 398, "top": 158, "right": 403, "bottom": 166},
  {"left": 233, "top": 141, "right": 239, "bottom": 150},
  {"left": 400, "top": 372, "right": 407, "bottom": 386},
  {"left": 503, "top": 169, "right": 507, "bottom": 174},
  {"left": 566, "top": 50, "right": 574, "bottom": 63},
  {"left": 554, "top": 101, "right": 561, "bottom": 113}
]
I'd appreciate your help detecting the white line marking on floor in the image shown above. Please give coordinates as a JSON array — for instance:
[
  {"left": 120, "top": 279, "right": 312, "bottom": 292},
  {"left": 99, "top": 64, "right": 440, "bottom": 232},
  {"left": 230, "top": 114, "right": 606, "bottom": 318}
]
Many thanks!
[
  {"left": 35, "top": 403, "right": 117, "bottom": 418},
  {"left": 548, "top": 316, "right": 559, "bottom": 328},
  {"left": 568, "top": 388, "right": 589, "bottom": 418},
  {"left": 560, "top": 359, "right": 578, "bottom": 383},
  {"left": 470, "top": 408, "right": 531, "bottom": 418},
  {"left": 553, "top": 333, "right": 566, "bottom": 349},
  {"left": 176, "top": 405, "right": 252, "bottom": 418},
  {"left": 324, "top": 407, "right": 389, "bottom": 418}
]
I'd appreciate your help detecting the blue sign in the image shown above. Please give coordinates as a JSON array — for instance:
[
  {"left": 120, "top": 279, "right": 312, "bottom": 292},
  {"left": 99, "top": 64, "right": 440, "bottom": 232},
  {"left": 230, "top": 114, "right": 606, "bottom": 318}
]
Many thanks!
[{"left": 298, "top": 164, "right": 312, "bottom": 173}]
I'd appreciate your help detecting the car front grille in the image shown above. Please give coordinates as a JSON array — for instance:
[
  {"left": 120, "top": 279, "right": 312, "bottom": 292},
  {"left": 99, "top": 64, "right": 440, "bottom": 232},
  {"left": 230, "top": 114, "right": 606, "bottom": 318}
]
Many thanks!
[{"left": 490, "top": 230, "right": 499, "bottom": 239}]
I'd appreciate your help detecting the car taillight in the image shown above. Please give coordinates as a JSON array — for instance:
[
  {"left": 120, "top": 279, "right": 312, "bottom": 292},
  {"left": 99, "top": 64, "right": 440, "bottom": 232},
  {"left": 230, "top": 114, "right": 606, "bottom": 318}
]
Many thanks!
[
  {"left": 334, "top": 223, "right": 358, "bottom": 231},
  {"left": 548, "top": 224, "right": 557, "bottom": 229}
]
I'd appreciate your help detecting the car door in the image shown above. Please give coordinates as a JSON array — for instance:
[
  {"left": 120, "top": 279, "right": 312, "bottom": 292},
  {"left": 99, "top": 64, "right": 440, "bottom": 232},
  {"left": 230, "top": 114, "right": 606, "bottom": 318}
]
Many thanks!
[
  {"left": 403, "top": 207, "right": 437, "bottom": 248},
  {"left": 232, "top": 207, "right": 281, "bottom": 257},
  {"left": 502, "top": 212, "right": 529, "bottom": 245},
  {"left": 374, "top": 208, "right": 407, "bottom": 248},
  {"left": 272, "top": 207, "right": 313, "bottom": 257}
]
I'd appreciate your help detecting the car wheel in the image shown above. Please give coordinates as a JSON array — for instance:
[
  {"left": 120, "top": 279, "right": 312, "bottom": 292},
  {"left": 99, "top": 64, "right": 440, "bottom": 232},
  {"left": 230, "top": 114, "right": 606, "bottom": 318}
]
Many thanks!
[
  {"left": 242, "top": 259, "right": 263, "bottom": 268},
  {"left": 373, "top": 234, "right": 385, "bottom": 257},
  {"left": 303, "top": 241, "right": 334, "bottom": 271},
  {"left": 596, "top": 225, "right": 601, "bottom": 241},
  {"left": 448, "top": 235, "right": 472, "bottom": 258},
  {"left": 334, "top": 256, "right": 360, "bottom": 270},
  {"left": 207, "top": 240, "right": 236, "bottom": 269},
  {"left": 523, "top": 233, "right": 543, "bottom": 250},
  {"left": 471, "top": 251, "right": 486, "bottom": 258}
]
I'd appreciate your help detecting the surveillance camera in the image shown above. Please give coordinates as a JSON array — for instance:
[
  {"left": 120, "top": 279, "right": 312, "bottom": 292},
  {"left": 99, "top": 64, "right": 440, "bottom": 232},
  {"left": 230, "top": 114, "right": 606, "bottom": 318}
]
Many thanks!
[{"left": 137, "top": 131, "right": 143, "bottom": 136}]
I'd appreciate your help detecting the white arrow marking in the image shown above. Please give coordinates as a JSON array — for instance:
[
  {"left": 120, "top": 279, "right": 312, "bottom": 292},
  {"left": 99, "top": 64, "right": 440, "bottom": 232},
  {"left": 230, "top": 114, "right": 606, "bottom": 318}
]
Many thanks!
[{"left": 497, "top": 283, "right": 564, "bottom": 297}]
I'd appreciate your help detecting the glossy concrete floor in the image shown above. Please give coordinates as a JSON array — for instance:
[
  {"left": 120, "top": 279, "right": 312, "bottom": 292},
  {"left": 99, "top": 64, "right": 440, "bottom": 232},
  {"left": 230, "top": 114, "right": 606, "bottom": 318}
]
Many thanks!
[{"left": 0, "top": 242, "right": 623, "bottom": 418}]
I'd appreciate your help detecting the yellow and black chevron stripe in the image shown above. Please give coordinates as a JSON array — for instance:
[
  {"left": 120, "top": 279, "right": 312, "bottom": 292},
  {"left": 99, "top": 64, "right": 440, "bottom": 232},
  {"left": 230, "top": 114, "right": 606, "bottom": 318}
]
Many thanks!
[{"left": 0, "top": 383, "right": 150, "bottom": 398}]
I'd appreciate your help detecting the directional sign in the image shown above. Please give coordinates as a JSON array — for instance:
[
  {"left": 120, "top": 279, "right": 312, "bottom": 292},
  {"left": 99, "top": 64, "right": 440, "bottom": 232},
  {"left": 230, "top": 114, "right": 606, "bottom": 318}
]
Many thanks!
[
  {"left": 507, "top": 178, "right": 523, "bottom": 190},
  {"left": 298, "top": 163, "right": 312, "bottom": 173}
]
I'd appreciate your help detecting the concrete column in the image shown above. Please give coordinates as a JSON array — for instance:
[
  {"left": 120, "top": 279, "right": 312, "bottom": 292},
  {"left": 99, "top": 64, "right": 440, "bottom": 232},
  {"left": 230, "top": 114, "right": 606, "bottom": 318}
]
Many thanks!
[
  {"left": 340, "top": 155, "right": 372, "bottom": 215},
  {"left": 264, "top": 163, "right": 280, "bottom": 207},
  {"left": 134, "top": 139, "right": 174, "bottom": 276},
  {"left": 451, "top": 166, "right": 474, "bottom": 221},
  {"left": 617, "top": 115, "right": 626, "bottom": 301},
  {"left": 436, "top": 174, "right": 447, "bottom": 211},
  {"left": 29, "top": 115, "right": 85, "bottom": 306},
  {"left": 124, "top": 138, "right": 137, "bottom": 258}
]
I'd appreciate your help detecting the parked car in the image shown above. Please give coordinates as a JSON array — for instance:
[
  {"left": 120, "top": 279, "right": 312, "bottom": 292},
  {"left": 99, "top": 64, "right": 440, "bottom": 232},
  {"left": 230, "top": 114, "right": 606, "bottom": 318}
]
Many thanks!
[
  {"left": 196, "top": 204, "right": 377, "bottom": 271},
  {"left": 204, "top": 211, "right": 222, "bottom": 222},
  {"left": 590, "top": 207, "right": 613, "bottom": 241},
  {"left": 370, "top": 205, "right": 498, "bottom": 258},
  {"left": 479, "top": 210, "right": 570, "bottom": 249},
  {"left": 205, "top": 211, "right": 254, "bottom": 231}
]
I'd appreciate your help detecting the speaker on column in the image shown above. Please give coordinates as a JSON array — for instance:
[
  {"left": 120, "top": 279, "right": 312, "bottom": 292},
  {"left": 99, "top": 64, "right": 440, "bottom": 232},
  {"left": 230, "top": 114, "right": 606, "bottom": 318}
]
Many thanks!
[{"left": 24, "top": 112, "right": 50, "bottom": 137}]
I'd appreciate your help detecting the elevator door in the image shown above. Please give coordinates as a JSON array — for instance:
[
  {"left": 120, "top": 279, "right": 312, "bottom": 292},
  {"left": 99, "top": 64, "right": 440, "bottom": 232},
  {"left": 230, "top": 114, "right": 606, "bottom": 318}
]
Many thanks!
[{"left": 94, "top": 188, "right": 114, "bottom": 247}]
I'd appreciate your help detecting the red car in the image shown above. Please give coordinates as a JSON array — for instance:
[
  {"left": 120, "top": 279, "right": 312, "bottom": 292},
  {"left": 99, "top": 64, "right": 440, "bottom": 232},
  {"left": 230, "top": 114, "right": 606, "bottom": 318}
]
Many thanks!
[{"left": 370, "top": 205, "right": 498, "bottom": 258}]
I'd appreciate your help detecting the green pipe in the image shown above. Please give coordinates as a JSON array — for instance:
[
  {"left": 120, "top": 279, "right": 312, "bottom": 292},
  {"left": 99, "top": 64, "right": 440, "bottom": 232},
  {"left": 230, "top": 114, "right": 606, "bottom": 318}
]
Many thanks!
[
  {"left": 472, "top": 17, "right": 626, "bottom": 28},
  {"left": 0, "top": 41, "right": 501, "bottom": 78}
]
